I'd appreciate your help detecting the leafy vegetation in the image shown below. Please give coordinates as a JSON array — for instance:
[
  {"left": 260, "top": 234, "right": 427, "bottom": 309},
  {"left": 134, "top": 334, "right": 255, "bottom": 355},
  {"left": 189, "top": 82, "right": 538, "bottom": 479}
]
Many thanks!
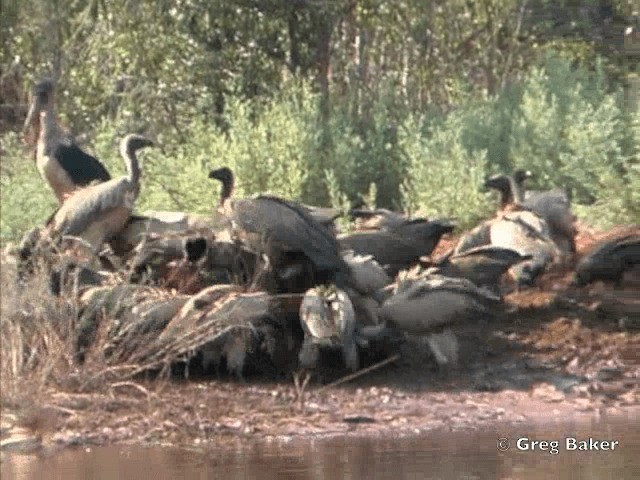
[{"left": 1, "top": 0, "right": 639, "bottom": 243}]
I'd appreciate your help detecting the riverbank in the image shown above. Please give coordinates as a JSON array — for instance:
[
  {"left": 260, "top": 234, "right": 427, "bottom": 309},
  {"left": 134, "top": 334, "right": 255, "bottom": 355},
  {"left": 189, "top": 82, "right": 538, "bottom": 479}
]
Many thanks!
[{"left": 1, "top": 224, "right": 638, "bottom": 453}]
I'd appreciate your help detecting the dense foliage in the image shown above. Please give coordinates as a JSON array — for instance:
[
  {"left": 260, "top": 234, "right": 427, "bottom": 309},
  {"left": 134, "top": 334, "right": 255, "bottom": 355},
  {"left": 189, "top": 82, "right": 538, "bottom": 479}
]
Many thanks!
[{"left": 1, "top": 0, "right": 638, "bottom": 242}]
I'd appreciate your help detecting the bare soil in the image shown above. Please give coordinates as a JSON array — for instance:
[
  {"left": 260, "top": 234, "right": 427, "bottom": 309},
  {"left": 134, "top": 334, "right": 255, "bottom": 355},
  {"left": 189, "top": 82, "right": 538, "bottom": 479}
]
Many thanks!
[{"left": 1, "top": 223, "right": 638, "bottom": 453}]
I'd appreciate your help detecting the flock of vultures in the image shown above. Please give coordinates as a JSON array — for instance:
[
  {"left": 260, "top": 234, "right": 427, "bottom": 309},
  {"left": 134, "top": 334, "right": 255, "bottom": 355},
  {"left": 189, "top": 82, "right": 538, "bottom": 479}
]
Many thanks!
[{"left": 9, "top": 79, "right": 640, "bottom": 383}]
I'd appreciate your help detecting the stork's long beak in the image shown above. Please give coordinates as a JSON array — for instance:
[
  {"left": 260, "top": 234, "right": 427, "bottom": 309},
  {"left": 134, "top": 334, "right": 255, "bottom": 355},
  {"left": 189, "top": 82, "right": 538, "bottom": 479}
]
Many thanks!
[{"left": 22, "top": 98, "right": 37, "bottom": 134}]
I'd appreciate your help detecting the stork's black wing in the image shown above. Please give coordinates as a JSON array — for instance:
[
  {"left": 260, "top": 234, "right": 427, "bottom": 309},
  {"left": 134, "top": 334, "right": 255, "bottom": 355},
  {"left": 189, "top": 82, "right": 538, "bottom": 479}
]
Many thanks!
[{"left": 53, "top": 143, "right": 111, "bottom": 186}]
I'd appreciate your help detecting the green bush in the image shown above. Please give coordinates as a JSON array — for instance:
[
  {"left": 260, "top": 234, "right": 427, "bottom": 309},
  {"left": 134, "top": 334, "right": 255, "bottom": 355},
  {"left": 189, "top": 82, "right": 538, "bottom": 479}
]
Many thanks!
[
  {"left": 400, "top": 114, "right": 493, "bottom": 229},
  {"left": 0, "top": 133, "right": 58, "bottom": 242},
  {"left": 2, "top": 55, "right": 638, "bottom": 244}
]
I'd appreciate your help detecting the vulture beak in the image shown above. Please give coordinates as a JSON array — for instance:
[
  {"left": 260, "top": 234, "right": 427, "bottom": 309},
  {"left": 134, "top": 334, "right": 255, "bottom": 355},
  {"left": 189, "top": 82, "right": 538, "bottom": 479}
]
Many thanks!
[
  {"left": 141, "top": 138, "right": 155, "bottom": 149},
  {"left": 482, "top": 175, "right": 499, "bottom": 191}
]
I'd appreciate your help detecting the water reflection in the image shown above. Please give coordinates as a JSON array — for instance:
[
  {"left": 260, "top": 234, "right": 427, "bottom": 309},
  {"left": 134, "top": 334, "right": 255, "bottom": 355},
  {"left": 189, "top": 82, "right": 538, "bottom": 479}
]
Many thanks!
[{"left": 3, "top": 415, "right": 638, "bottom": 480}]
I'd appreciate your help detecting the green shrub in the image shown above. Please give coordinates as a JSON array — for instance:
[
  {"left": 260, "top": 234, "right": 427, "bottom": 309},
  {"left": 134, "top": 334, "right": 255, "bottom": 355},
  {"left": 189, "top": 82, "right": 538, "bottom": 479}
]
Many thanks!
[
  {"left": 400, "top": 114, "right": 493, "bottom": 229},
  {"left": 2, "top": 56, "right": 638, "bottom": 243},
  {"left": 0, "top": 133, "right": 58, "bottom": 242}
]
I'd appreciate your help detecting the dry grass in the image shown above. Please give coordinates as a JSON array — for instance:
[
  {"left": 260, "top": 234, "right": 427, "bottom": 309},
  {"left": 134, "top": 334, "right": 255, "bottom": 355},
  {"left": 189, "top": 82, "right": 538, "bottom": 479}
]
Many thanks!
[
  {"left": 1, "top": 260, "right": 167, "bottom": 411},
  {"left": 1, "top": 261, "right": 76, "bottom": 403}
]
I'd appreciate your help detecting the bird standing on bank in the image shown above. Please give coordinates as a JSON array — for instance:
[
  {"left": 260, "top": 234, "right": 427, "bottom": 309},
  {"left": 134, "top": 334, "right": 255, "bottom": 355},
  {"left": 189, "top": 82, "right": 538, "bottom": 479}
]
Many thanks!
[
  {"left": 23, "top": 78, "right": 111, "bottom": 202},
  {"left": 44, "top": 134, "right": 153, "bottom": 255}
]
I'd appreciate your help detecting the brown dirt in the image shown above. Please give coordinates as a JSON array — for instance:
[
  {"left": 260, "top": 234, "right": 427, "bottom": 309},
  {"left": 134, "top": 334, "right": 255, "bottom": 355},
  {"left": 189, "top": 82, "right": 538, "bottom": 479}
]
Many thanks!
[{"left": 1, "top": 223, "right": 639, "bottom": 453}]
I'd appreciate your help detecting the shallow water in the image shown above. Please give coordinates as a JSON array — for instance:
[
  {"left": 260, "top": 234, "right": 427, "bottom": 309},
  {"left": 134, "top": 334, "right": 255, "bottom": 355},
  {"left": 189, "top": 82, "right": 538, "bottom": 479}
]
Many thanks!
[{"left": 2, "top": 414, "right": 638, "bottom": 480}]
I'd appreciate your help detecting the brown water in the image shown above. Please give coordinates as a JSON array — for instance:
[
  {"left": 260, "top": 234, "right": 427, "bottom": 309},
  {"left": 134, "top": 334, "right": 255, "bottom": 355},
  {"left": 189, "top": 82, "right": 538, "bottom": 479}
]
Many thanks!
[{"left": 2, "top": 415, "right": 638, "bottom": 480}]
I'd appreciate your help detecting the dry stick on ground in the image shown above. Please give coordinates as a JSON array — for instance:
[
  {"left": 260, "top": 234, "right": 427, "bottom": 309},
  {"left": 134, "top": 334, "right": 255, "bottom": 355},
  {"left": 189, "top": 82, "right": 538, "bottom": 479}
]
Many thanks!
[
  {"left": 316, "top": 354, "right": 401, "bottom": 394},
  {"left": 109, "top": 381, "right": 152, "bottom": 402}
]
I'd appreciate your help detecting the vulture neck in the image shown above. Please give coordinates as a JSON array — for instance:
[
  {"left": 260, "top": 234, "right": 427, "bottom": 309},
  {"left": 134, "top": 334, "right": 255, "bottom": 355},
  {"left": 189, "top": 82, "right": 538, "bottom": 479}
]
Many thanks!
[
  {"left": 121, "top": 146, "right": 141, "bottom": 193},
  {"left": 498, "top": 187, "right": 514, "bottom": 210},
  {"left": 509, "top": 176, "right": 525, "bottom": 206},
  {"left": 219, "top": 174, "right": 234, "bottom": 208}
]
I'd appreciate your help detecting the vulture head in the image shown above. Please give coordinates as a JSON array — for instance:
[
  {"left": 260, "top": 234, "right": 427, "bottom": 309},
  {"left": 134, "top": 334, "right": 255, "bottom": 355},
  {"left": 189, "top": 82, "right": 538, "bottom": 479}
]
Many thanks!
[
  {"left": 208, "top": 166, "right": 233, "bottom": 184},
  {"left": 513, "top": 169, "right": 534, "bottom": 185},
  {"left": 120, "top": 133, "right": 154, "bottom": 157}
]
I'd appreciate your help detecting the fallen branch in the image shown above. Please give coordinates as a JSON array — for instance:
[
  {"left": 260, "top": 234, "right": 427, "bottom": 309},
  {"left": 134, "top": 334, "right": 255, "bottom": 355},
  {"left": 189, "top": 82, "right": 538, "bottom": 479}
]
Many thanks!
[
  {"left": 109, "top": 381, "right": 152, "bottom": 401},
  {"left": 317, "top": 354, "right": 401, "bottom": 393}
]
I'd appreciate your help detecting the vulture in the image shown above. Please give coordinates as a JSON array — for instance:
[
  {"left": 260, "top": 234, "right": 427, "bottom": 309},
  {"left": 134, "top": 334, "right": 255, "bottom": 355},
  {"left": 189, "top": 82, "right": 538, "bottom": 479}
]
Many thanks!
[
  {"left": 513, "top": 169, "right": 577, "bottom": 254},
  {"left": 127, "top": 233, "right": 209, "bottom": 285},
  {"left": 483, "top": 173, "right": 516, "bottom": 211},
  {"left": 301, "top": 204, "right": 343, "bottom": 234},
  {"left": 342, "top": 251, "right": 391, "bottom": 298},
  {"left": 450, "top": 173, "right": 560, "bottom": 288},
  {"left": 23, "top": 78, "right": 111, "bottom": 203},
  {"left": 128, "top": 234, "right": 260, "bottom": 291},
  {"left": 348, "top": 207, "right": 425, "bottom": 231},
  {"left": 338, "top": 219, "right": 455, "bottom": 277},
  {"left": 158, "top": 288, "right": 282, "bottom": 380},
  {"left": 378, "top": 275, "right": 501, "bottom": 367},
  {"left": 48, "top": 258, "right": 107, "bottom": 297},
  {"left": 488, "top": 210, "right": 560, "bottom": 288},
  {"left": 513, "top": 169, "right": 572, "bottom": 205},
  {"left": 453, "top": 222, "right": 492, "bottom": 255},
  {"left": 298, "top": 285, "right": 359, "bottom": 372},
  {"left": 44, "top": 134, "right": 153, "bottom": 255},
  {"left": 573, "top": 229, "right": 640, "bottom": 287},
  {"left": 426, "top": 245, "right": 533, "bottom": 293},
  {"left": 208, "top": 166, "right": 349, "bottom": 292},
  {"left": 342, "top": 251, "right": 392, "bottom": 326},
  {"left": 109, "top": 210, "right": 213, "bottom": 258}
]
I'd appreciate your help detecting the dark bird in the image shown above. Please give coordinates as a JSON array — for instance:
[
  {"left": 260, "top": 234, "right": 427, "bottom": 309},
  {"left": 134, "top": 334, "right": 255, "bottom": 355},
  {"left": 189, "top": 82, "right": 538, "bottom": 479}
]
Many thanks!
[
  {"left": 109, "top": 210, "right": 212, "bottom": 258},
  {"left": 454, "top": 173, "right": 537, "bottom": 255},
  {"left": 298, "top": 285, "right": 359, "bottom": 372},
  {"left": 452, "top": 173, "right": 523, "bottom": 255},
  {"left": 480, "top": 172, "right": 562, "bottom": 287},
  {"left": 378, "top": 275, "right": 500, "bottom": 368},
  {"left": 338, "top": 219, "right": 455, "bottom": 277},
  {"left": 23, "top": 78, "right": 111, "bottom": 203},
  {"left": 513, "top": 169, "right": 572, "bottom": 205},
  {"left": 453, "top": 222, "right": 492, "bottom": 255},
  {"left": 208, "top": 166, "right": 349, "bottom": 292},
  {"left": 128, "top": 234, "right": 209, "bottom": 285},
  {"left": 489, "top": 210, "right": 560, "bottom": 288},
  {"left": 349, "top": 207, "right": 426, "bottom": 231},
  {"left": 44, "top": 134, "right": 153, "bottom": 255},
  {"left": 48, "top": 259, "right": 106, "bottom": 296},
  {"left": 573, "top": 229, "right": 640, "bottom": 287},
  {"left": 427, "top": 245, "right": 533, "bottom": 293},
  {"left": 483, "top": 173, "right": 515, "bottom": 211},
  {"left": 513, "top": 169, "right": 576, "bottom": 254},
  {"left": 301, "top": 204, "right": 343, "bottom": 234}
]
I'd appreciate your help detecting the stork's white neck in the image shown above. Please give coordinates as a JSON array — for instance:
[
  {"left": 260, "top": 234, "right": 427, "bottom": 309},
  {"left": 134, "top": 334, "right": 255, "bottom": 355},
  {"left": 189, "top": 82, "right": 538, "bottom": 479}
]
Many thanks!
[{"left": 39, "top": 109, "right": 61, "bottom": 147}]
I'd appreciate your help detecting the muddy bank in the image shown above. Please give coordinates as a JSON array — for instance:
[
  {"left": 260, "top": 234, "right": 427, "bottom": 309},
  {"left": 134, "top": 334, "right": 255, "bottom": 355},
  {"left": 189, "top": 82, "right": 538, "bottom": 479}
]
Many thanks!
[
  {"left": 3, "top": 415, "right": 639, "bottom": 480},
  {"left": 1, "top": 224, "right": 638, "bottom": 452}
]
